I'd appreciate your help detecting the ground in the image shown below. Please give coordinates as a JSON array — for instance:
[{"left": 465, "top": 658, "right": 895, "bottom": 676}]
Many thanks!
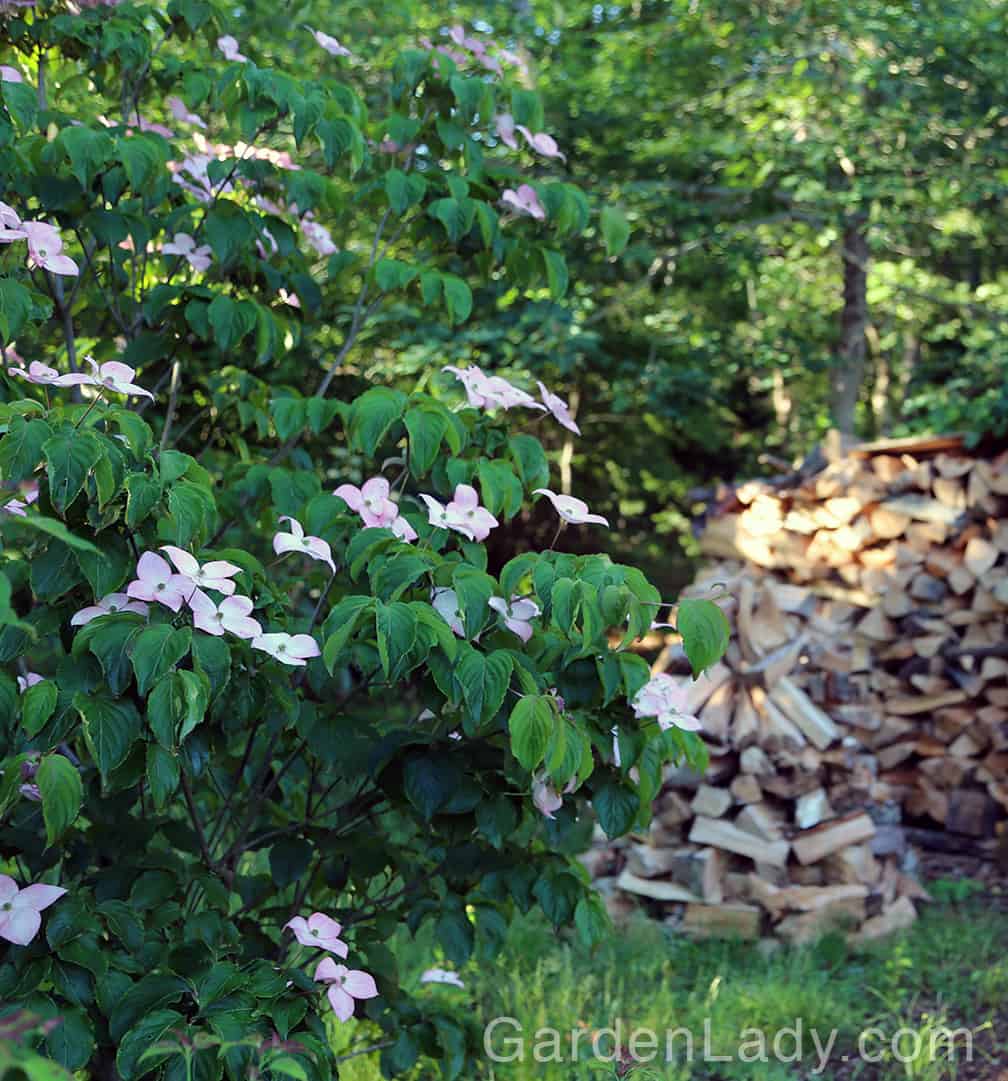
[{"left": 338, "top": 860, "right": 1007, "bottom": 1081}]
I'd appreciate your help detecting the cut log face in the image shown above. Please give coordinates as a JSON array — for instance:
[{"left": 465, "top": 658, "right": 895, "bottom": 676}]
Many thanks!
[
  {"left": 792, "top": 813, "right": 876, "bottom": 865},
  {"left": 689, "top": 815, "right": 790, "bottom": 867}
]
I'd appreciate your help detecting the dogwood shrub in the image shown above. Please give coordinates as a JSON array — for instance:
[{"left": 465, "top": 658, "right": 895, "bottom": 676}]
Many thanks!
[{"left": 0, "top": 3, "right": 728, "bottom": 1078}]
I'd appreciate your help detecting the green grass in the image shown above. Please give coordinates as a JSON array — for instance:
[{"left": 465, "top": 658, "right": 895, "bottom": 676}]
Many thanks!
[{"left": 337, "top": 899, "right": 1008, "bottom": 1081}]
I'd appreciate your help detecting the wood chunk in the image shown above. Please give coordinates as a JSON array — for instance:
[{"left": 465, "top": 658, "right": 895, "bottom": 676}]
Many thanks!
[
  {"left": 851, "top": 896, "right": 917, "bottom": 943},
  {"left": 770, "top": 677, "right": 840, "bottom": 749},
  {"left": 869, "top": 505, "right": 911, "bottom": 539},
  {"left": 626, "top": 844, "right": 683, "bottom": 879},
  {"left": 679, "top": 902, "right": 761, "bottom": 940},
  {"left": 615, "top": 870, "right": 699, "bottom": 903},
  {"left": 736, "top": 803, "right": 785, "bottom": 842},
  {"left": 655, "top": 791, "right": 693, "bottom": 827},
  {"left": 701, "top": 847, "right": 726, "bottom": 904},
  {"left": 792, "top": 813, "right": 876, "bottom": 865},
  {"left": 826, "top": 842, "right": 882, "bottom": 884},
  {"left": 885, "top": 690, "right": 969, "bottom": 715},
  {"left": 964, "top": 536, "right": 999, "bottom": 578},
  {"left": 857, "top": 608, "right": 895, "bottom": 641},
  {"left": 691, "top": 784, "right": 733, "bottom": 819},
  {"left": 730, "top": 774, "right": 763, "bottom": 804},
  {"left": 689, "top": 816, "right": 790, "bottom": 867},
  {"left": 795, "top": 788, "right": 834, "bottom": 829},
  {"left": 740, "top": 746, "right": 774, "bottom": 775},
  {"left": 945, "top": 790, "right": 999, "bottom": 837}
]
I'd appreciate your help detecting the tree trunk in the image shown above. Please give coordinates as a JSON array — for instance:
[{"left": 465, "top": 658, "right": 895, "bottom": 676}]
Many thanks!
[{"left": 831, "top": 213, "right": 869, "bottom": 435}]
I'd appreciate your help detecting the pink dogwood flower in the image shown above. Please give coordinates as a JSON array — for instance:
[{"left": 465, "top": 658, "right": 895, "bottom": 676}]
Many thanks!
[
  {"left": 488, "top": 596, "right": 540, "bottom": 643},
  {"left": 217, "top": 35, "right": 248, "bottom": 62},
  {"left": 284, "top": 913, "right": 348, "bottom": 956},
  {"left": 334, "top": 477, "right": 399, "bottom": 528},
  {"left": 126, "top": 552, "right": 192, "bottom": 612},
  {"left": 631, "top": 673, "right": 702, "bottom": 732},
  {"left": 391, "top": 514, "right": 418, "bottom": 542},
  {"left": 443, "top": 365, "right": 543, "bottom": 411},
  {"left": 189, "top": 590, "right": 262, "bottom": 639},
  {"left": 495, "top": 113, "right": 519, "bottom": 149},
  {"left": 2, "top": 497, "right": 27, "bottom": 516},
  {"left": 83, "top": 357, "right": 154, "bottom": 400},
  {"left": 0, "top": 200, "right": 22, "bottom": 239},
  {"left": 166, "top": 96, "right": 207, "bottom": 129},
  {"left": 431, "top": 587, "right": 465, "bottom": 637},
  {"left": 420, "top": 968, "right": 465, "bottom": 988},
  {"left": 309, "top": 28, "right": 354, "bottom": 57},
  {"left": 0, "top": 66, "right": 23, "bottom": 83},
  {"left": 70, "top": 592, "right": 149, "bottom": 627},
  {"left": 251, "top": 633, "right": 320, "bottom": 666},
  {"left": 531, "top": 772, "right": 577, "bottom": 820},
  {"left": 7, "top": 360, "right": 90, "bottom": 388},
  {"left": 16, "top": 673, "right": 43, "bottom": 694},
  {"left": 20, "top": 222, "right": 78, "bottom": 276},
  {"left": 533, "top": 489, "right": 609, "bottom": 527},
  {"left": 537, "top": 381, "right": 580, "bottom": 434},
  {"left": 0, "top": 876, "right": 66, "bottom": 947},
  {"left": 160, "top": 546, "right": 241, "bottom": 596},
  {"left": 516, "top": 126, "right": 566, "bottom": 161},
  {"left": 162, "top": 233, "right": 212, "bottom": 272},
  {"left": 501, "top": 184, "right": 546, "bottom": 221},
  {"left": 419, "top": 484, "right": 498, "bottom": 543},
  {"left": 314, "top": 958, "right": 378, "bottom": 1022},
  {"left": 273, "top": 517, "right": 336, "bottom": 575},
  {"left": 301, "top": 218, "right": 337, "bottom": 257}
]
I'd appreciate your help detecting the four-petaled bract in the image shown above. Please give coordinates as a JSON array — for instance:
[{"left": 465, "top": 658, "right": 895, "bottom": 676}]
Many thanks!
[
  {"left": 161, "top": 547, "right": 242, "bottom": 595},
  {"left": 0, "top": 877, "right": 66, "bottom": 947},
  {"left": 70, "top": 592, "right": 149, "bottom": 626},
  {"left": 126, "top": 552, "right": 193, "bottom": 612},
  {"left": 284, "top": 913, "right": 349, "bottom": 956},
  {"left": 313, "top": 958, "right": 379, "bottom": 1021},
  {"left": 189, "top": 590, "right": 263, "bottom": 639},
  {"left": 7, "top": 361, "right": 91, "bottom": 388},
  {"left": 632, "top": 674, "right": 702, "bottom": 732},
  {"left": 488, "top": 595, "right": 540, "bottom": 642},
  {"left": 162, "top": 232, "right": 213, "bottom": 271},
  {"left": 309, "top": 28, "right": 354, "bottom": 58},
  {"left": 83, "top": 358, "right": 155, "bottom": 400},
  {"left": 251, "top": 632, "right": 321, "bottom": 666},
  {"left": 431, "top": 587, "right": 465, "bottom": 637},
  {"left": 533, "top": 488, "right": 609, "bottom": 527},
  {"left": 273, "top": 517, "right": 336, "bottom": 574},
  {"left": 420, "top": 968, "right": 465, "bottom": 988},
  {"left": 501, "top": 184, "right": 546, "bottom": 220}
]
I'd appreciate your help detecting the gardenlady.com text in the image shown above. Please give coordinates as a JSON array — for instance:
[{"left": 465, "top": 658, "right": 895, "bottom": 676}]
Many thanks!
[{"left": 482, "top": 1017, "right": 976, "bottom": 1073}]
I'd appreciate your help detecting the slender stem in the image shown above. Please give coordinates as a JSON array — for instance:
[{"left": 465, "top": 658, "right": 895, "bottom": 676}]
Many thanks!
[
  {"left": 159, "top": 360, "right": 182, "bottom": 454},
  {"left": 180, "top": 769, "right": 217, "bottom": 875}
]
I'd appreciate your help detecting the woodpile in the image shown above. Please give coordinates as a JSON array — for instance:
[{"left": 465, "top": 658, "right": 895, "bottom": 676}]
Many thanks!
[{"left": 587, "top": 433, "right": 1007, "bottom": 943}]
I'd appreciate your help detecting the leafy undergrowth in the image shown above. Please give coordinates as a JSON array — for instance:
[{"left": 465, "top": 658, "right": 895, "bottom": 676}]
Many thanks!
[{"left": 337, "top": 900, "right": 1008, "bottom": 1081}]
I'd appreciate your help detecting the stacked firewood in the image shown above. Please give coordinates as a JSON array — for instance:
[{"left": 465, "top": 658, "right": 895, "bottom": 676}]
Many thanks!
[{"left": 586, "top": 433, "right": 1007, "bottom": 942}]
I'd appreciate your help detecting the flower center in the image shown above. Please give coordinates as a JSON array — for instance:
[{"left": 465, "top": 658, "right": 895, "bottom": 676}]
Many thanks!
[
  {"left": 108, "top": 604, "right": 119, "bottom": 612},
  {"left": 1, "top": 902, "right": 11, "bottom": 911},
  {"left": 156, "top": 582, "right": 165, "bottom": 591},
  {"left": 214, "top": 612, "right": 224, "bottom": 622},
  {"left": 278, "top": 643, "right": 286, "bottom": 653},
  {"left": 302, "top": 537, "right": 311, "bottom": 546}
]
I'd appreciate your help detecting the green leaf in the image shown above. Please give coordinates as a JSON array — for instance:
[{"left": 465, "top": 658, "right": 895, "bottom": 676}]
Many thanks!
[
  {"left": 600, "top": 205, "right": 631, "bottom": 257},
  {"left": 508, "top": 434, "right": 550, "bottom": 492},
  {"left": 455, "top": 647, "right": 512, "bottom": 726},
  {"left": 166, "top": 480, "right": 216, "bottom": 546},
  {"left": 677, "top": 597, "right": 731, "bottom": 678},
  {"left": 36, "top": 754, "right": 84, "bottom": 845},
  {"left": 541, "top": 249, "right": 569, "bottom": 298},
  {"left": 508, "top": 695, "right": 553, "bottom": 770},
  {"left": 75, "top": 531, "right": 131, "bottom": 597},
  {"left": 404, "top": 404, "right": 448, "bottom": 477},
  {"left": 58, "top": 125, "right": 114, "bottom": 188},
  {"left": 131, "top": 625, "right": 192, "bottom": 696},
  {"left": 385, "top": 169, "right": 427, "bottom": 214},
  {"left": 441, "top": 274, "right": 473, "bottom": 324},
  {"left": 574, "top": 893, "right": 612, "bottom": 947},
  {"left": 0, "top": 416, "right": 51, "bottom": 484},
  {"left": 75, "top": 693, "right": 143, "bottom": 776},
  {"left": 2, "top": 79, "right": 37, "bottom": 129},
  {"left": 207, "top": 294, "right": 257, "bottom": 350},
  {"left": 322, "top": 595, "right": 374, "bottom": 672},
  {"left": 451, "top": 566, "right": 494, "bottom": 639},
  {"left": 0, "top": 278, "right": 33, "bottom": 341},
  {"left": 124, "top": 472, "right": 162, "bottom": 528},
  {"left": 146, "top": 743, "right": 180, "bottom": 810},
  {"left": 349, "top": 387, "right": 407, "bottom": 455},
  {"left": 593, "top": 780, "right": 641, "bottom": 837},
  {"left": 20, "top": 679, "right": 58, "bottom": 737},
  {"left": 6, "top": 513, "right": 100, "bottom": 554},
  {"left": 43, "top": 429, "right": 104, "bottom": 513},
  {"left": 375, "top": 601, "right": 416, "bottom": 679}
]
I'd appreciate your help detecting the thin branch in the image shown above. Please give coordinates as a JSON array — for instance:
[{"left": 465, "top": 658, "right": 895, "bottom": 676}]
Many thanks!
[{"left": 159, "top": 359, "right": 182, "bottom": 455}]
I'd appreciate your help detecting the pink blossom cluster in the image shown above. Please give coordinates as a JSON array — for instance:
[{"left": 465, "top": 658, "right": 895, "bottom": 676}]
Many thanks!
[
  {"left": 9, "top": 357, "right": 153, "bottom": 399},
  {"left": 0, "top": 202, "right": 78, "bottom": 276},
  {"left": 307, "top": 28, "right": 354, "bottom": 59},
  {"left": 69, "top": 548, "right": 320, "bottom": 667},
  {"left": 420, "top": 24, "right": 526, "bottom": 79},
  {"left": 495, "top": 114, "right": 566, "bottom": 162},
  {"left": 443, "top": 366, "right": 579, "bottom": 433},
  {"left": 162, "top": 233, "right": 212, "bottom": 272},
  {"left": 284, "top": 913, "right": 378, "bottom": 1021},
  {"left": 419, "top": 483, "right": 497, "bottom": 542},
  {"left": 532, "top": 770, "right": 578, "bottom": 819},
  {"left": 2, "top": 479, "right": 38, "bottom": 517},
  {"left": 334, "top": 477, "right": 416, "bottom": 541},
  {"left": 631, "top": 673, "right": 702, "bottom": 732}
]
